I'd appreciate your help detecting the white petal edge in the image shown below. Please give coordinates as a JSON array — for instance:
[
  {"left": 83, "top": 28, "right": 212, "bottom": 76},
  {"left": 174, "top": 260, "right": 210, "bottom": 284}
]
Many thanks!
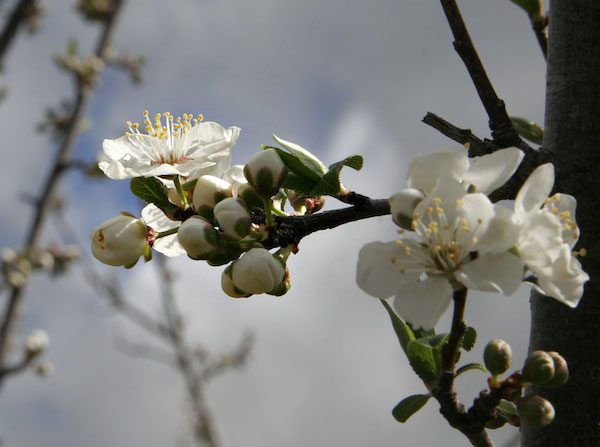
[
  {"left": 392, "top": 276, "right": 453, "bottom": 330},
  {"left": 515, "top": 163, "right": 555, "bottom": 216},
  {"left": 457, "top": 252, "right": 523, "bottom": 295},
  {"left": 462, "top": 147, "right": 524, "bottom": 194},
  {"left": 407, "top": 149, "right": 469, "bottom": 193}
]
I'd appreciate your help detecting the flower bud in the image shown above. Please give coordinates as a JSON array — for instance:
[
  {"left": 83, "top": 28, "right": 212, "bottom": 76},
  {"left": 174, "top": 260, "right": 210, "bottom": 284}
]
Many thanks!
[
  {"left": 522, "top": 350, "right": 555, "bottom": 385},
  {"left": 177, "top": 216, "right": 221, "bottom": 260},
  {"left": 389, "top": 188, "right": 425, "bottom": 229},
  {"left": 231, "top": 248, "right": 285, "bottom": 294},
  {"left": 25, "top": 330, "right": 49, "bottom": 358},
  {"left": 237, "top": 183, "right": 264, "bottom": 211},
  {"left": 214, "top": 198, "right": 252, "bottom": 239},
  {"left": 91, "top": 214, "right": 148, "bottom": 267},
  {"left": 545, "top": 351, "right": 569, "bottom": 387},
  {"left": 243, "top": 149, "right": 288, "bottom": 198},
  {"left": 167, "top": 188, "right": 185, "bottom": 208},
  {"left": 206, "top": 244, "right": 244, "bottom": 267},
  {"left": 484, "top": 339, "right": 512, "bottom": 376},
  {"left": 517, "top": 395, "right": 555, "bottom": 429},
  {"left": 267, "top": 267, "right": 291, "bottom": 296},
  {"left": 289, "top": 191, "right": 325, "bottom": 215},
  {"left": 192, "top": 175, "right": 233, "bottom": 220},
  {"left": 221, "top": 265, "right": 251, "bottom": 298}
]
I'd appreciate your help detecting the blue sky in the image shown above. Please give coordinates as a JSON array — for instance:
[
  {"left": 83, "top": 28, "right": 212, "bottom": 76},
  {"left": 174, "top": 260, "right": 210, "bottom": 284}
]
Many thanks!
[{"left": 0, "top": 1, "right": 546, "bottom": 446}]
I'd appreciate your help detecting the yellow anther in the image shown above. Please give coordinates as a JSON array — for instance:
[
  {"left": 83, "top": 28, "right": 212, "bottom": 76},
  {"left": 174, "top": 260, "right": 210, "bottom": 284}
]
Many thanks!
[
  {"left": 426, "top": 206, "right": 433, "bottom": 215},
  {"left": 197, "top": 114, "right": 204, "bottom": 121},
  {"left": 456, "top": 199, "right": 464, "bottom": 207},
  {"left": 432, "top": 197, "right": 442, "bottom": 206},
  {"left": 132, "top": 122, "right": 139, "bottom": 129},
  {"left": 126, "top": 121, "right": 132, "bottom": 127}
]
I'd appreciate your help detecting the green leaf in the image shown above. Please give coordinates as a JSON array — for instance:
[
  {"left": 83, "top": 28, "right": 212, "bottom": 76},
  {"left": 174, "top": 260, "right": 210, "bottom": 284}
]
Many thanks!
[
  {"left": 510, "top": 116, "right": 544, "bottom": 145},
  {"left": 410, "top": 325, "right": 436, "bottom": 340},
  {"left": 307, "top": 154, "right": 365, "bottom": 197},
  {"left": 281, "top": 172, "right": 318, "bottom": 196},
  {"left": 274, "top": 148, "right": 322, "bottom": 184},
  {"left": 462, "top": 326, "right": 477, "bottom": 352},
  {"left": 406, "top": 340, "right": 438, "bottom": 383},
  {"left": 392, "top": 394, "right": 431, "bottom": 423},
  {"left": 380, "top": 300, "right": 415, "bottom": 352},
  {"left": 456, "top": 362, "right": 487, "bottom": 377},
  {"left": 130, "top": 177, "right": 178, "bottom": 216},
  {"left": 273, "top": 134, "right": 327, "bottom": 176},
  {"left": 508, "top": 0, "right": 542, "bottom": 17}
]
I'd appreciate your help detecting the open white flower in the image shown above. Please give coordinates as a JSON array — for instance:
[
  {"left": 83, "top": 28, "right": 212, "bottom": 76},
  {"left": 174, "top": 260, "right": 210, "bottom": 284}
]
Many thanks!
[
  {"left": 357, "top": 176, "right": 522, "bottom": 329},
  {"left": 99, "top": 111, "right": 240, "bottom": 179},
  {"left": 513, "top": 163, "right": 588, "bottom": 306},
  {"left": 141, "top": 204, "right": 186, "bottom": 257}
]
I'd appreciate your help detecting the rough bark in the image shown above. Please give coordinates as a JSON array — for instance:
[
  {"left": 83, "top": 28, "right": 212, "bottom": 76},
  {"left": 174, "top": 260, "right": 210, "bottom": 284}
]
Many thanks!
[{"left": 523, "top": 2, "right": 600, "bottom": 446}]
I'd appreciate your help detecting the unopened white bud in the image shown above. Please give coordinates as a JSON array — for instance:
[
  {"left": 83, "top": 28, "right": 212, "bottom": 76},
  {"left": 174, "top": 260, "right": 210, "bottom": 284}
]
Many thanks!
[
  {"left": 244, "top": 149, "right": 288, "bottom": 198},
  {"left": 231, "top": 248, "right": 285, "bottom": 294},
  {"left": 26, "top": 330, "right": 49, "bottom": 358},
  {"left": 221, "top": 264, "right": 251, "bottom": 298},
  {"left": 91, "top": 214, "right": 148, "bottom": 267},
  {"left": 192, "top": 175, "right": 232, "bottom": 220},
  {"left": 517, "top": 395, "right": 555, "bottom": 429},
  {"left": 177, "top": 216, "right": 221, "bottom": 260},
  {"left": 213, "top": 198, "right": 252, "bottom": 239},
  {"left": 389, "top": 188, "right": 425, "bottom": 229}
]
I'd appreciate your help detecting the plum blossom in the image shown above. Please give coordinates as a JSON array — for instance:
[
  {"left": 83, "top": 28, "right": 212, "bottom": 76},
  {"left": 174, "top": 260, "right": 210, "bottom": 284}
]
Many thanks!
[
  {"left": 513, "top": 163, "right": 588, "bottom": 306},
  {"left": 99, "top": 111, "right": 240, "bottom": 179},
  {"left": 357, "top": 176, "right": 522, "bottom": 329}
]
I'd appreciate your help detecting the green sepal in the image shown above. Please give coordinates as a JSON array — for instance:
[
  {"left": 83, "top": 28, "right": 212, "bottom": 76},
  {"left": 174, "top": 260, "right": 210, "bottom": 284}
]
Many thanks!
[
  {"left": 456, "top": 362, "right": 487, "bottom": 377},
  {"left": 508, "top": 0, "right": 542, "bottom": 18},
  {"left": 406, "top": 340, "right": 439, "bottom": 383},
  {"left": 510, "top": 116, "right": 544, "bottom": 145},
  {"left": 181, "top": 178, "right": 198, "bottom": 191},
  {"left": 380, "top": 300, "right": 415, "bottom": 352},
  {"left": 123, "top": 258, "right": 139, "bottom": 269},
  {"left": 143, "top": 244, "right": 152, "bottom": 262},
  {"left": 307, "top": 155, "right": 364, "bottom": 197},
  {"left": 496, "top": 399, "right": 519, "bottom": 419},
  {"left": 462, "top": 326, "right": 477, "bottom": 352},
  {"left": 130, "top": 177, "right": 178, "bottom": 216},
  {"left": 391, "top": 394, "right": 431, "bottom": 423}
]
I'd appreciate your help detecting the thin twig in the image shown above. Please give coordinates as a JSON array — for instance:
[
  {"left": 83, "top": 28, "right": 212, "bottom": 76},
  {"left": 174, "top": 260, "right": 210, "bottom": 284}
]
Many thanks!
[
  {"left": 156, "top": 255, "right": 223, "bottom": 447},
  {"left": 439, "top": 0, "right": 521, "bottom": 147},
  {"left": 531, "top": 15, "right": 548, "bottom": 60},
  {"left": 0, "top": 0, "right": 125, "bottom": 391},
  {"left": 0, "top": 0, "right": 35, "bottom": 71}
]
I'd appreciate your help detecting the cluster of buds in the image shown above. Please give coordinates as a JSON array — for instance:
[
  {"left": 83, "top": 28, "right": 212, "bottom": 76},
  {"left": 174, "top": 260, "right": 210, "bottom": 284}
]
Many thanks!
[
  {"left": 76, "top": 0, "right": 116, "bottom": 21},
  {"left": 482, "top": 339, "right": 568, "bottom": 430},
  {"left": 55, "top": 51, "right": 104, "bottom": 89},
  {"left": 1, "top": 245, "right": 79, "bottom": 287},
  {"left": 106, "top": 50, "right": 145, "bottom": 84}
]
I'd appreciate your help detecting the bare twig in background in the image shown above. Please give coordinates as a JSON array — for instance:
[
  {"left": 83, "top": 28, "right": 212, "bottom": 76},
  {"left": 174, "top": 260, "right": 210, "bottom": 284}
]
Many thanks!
[
  {"left": 0, "top": 0, "right": 37, "bottom": 71},
  {"left": 0, "top": 0, "right": 125, "bottom": 392}
]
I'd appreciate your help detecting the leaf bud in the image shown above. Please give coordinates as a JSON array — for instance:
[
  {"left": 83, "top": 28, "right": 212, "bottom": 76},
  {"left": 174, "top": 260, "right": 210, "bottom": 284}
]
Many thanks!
[
  {"left": 192, "top": 175, "right": 233, "bottom": 221},
  {"left": 289, "top": 191, "right": 325, "bottom": 215},
  {"left": 545, "top": 351, "right": 569, "bottom": 387},
  {"left": 91, "top": 214, "right": 149, "bottom": 267},
  {"left": 177, "top": 216, "right": 221, "bottom": 260},
  {"left": 484, "top": 339, "right": 513, "bottom": 376},
  {"left": 243, "top": 149, "right": 288, "bottom": 198},
  {"left": 389, "top": 188, "right": 425, "bottom": 229},
  {"left": 517, "top": 395, "right": 555, "bottom": 429},
  {"left": 231, "top": 248, "right": 285, "bottom": 295},
  {"left": 522, "top": 350, "right": 555, "bottom": 385},
  {"left": 214, "top": 198, "right": 252, "bottom": 240}
]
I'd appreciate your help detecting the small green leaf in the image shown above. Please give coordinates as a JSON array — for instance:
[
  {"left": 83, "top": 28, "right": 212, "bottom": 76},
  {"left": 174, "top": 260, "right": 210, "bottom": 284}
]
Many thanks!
[
  {"left": 410, "top": 325, "right": 435, "bottom": 340},
  {"left": 392, "top": 394, "right": 431, "bottom": 423},
  {"left": 511, "top": 116, "right": 544, "bottom": 145},
  {"left": 281, "top": 172, "right": 318, "bottom": 196},
  {"left": 130, "top": 177, "right": 179, "bottom": 217},
  {"left": 274, "top": 148, "right": 322, "bottom": 184},
  {"left": 462, "top": 326, "right": 477, "bottom": 352},
  {"left": 273, "top": 134, "right": 327, "bottom": 175},
  {"left": 508, "top": 0, "right": 542, "bottom": 17},
  {"left": 407, "top": 341, "right": 438, "bottom": 383},
  {"left": 307, "top": 154, "right": 365, "bottom": 197},
  {"left": 456, "top": 362, "right": 487, "bottom": 377},
  {"left": 496, "top": 399, "right": 519, "bottom": 419},
  {"left": 380, "top": 300, "right": 415, "bottom": 352}
]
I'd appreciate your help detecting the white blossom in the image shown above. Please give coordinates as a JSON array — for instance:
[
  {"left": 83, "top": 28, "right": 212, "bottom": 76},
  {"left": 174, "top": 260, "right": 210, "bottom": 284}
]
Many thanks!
[
  {"left": 26, "top": 330, "right": 49, "bottom": 357},
  {"left": 99, "top": 111, "right": 240, "bottom": 179},
  {"left": 141, "top": 204, "right": 186, "bottom": 257}
]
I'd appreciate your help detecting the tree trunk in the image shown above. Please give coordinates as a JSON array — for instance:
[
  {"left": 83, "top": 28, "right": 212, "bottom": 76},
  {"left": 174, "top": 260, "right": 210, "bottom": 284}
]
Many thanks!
[{"left": 523, "top": 2, "right": 600, "bottom": 446}]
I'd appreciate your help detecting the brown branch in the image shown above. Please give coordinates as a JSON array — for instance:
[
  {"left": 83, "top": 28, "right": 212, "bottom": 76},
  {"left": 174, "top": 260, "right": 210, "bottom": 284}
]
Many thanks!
[
  {"left": 439, "top": 0, "right": 521, "bottom": 148},
  {"left": 0, "top": 0, "right": 35, "bottom": 71},
  {"left": 0, "top": 0, "right": 125, "bottom": 391},
  {"left": 531, "top": 14, "right": 548, "bottom": 60}
]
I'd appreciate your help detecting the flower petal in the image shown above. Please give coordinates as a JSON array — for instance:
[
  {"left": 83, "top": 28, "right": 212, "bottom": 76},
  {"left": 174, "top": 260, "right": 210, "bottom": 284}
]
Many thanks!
[
  {"left": 462, "top": 147, "right": 524, "bottom": 194},
  {"left": 102, "top": 136, "right": 134, "bottom": 161},
  {"left": 407, "top": 149, "right": 469, "bottom": 193},
  {"left": 476, "top": 204, "right": 519, "bottom": 253},
  {"left": 356, "top": 241, "right": 418, "bottom": 299},
  {"left": 515, "top": 163, "right": 554, "bottom": 215},
  {"left": 141, "top": 204, "right": 186, "bottom": 257},
  {"left": 392, "top": 276, "right": 453, "bottom": 330},
  {"left": 457, "top": 252, "right": 523, "bottom": 295}
]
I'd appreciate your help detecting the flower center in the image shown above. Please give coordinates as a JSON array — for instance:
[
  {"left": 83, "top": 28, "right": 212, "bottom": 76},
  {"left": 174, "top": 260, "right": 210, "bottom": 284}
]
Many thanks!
[{"left": 125, "top": 110, "right": 204, "bottom": 165}]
